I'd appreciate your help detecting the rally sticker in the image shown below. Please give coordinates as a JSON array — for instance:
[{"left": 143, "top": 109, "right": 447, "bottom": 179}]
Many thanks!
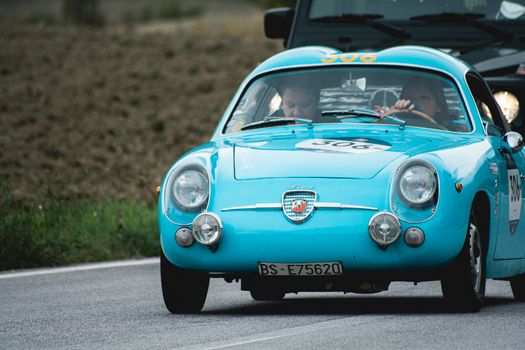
[
  {"left": 508, "top": 168, "right": 522, "bottom": 234},
  {"left": 295, "top": 138, "right": 391, "bottom": 154},
  {"left": 489, "top": 162, "right": 499, "bottom": 175}
]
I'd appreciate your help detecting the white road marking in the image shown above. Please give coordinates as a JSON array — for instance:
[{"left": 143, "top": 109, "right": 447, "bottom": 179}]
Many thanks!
[
  {"left": 0, "top": 257, "right": 158, "bottom": 279},
  {"left": 180, "top": 316, "right": 391, "bottom": 350}
]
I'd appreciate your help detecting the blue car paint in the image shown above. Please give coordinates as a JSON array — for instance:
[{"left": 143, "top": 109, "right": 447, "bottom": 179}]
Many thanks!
[{"left": 159, "top": 46, "right": 525, "bottom": 281}]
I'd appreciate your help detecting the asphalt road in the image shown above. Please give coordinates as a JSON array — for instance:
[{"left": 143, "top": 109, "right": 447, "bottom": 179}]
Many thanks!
[{"left": 1, "top": 259, "right": 524, "bottom": 350}]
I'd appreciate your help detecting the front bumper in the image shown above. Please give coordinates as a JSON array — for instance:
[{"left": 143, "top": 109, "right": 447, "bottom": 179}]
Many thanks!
[{"left": 160, "top": 204, "right": 467, "bottom": 274}]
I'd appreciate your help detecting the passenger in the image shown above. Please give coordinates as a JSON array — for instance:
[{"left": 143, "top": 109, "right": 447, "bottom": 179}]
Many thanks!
[{"left": 272, "top": 80, "right": 321, "bottom": 120}]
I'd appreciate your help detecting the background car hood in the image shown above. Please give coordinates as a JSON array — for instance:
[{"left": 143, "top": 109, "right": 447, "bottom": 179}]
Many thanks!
[{"left": 233, "top": 130, "right": 459, "bottom": 180}]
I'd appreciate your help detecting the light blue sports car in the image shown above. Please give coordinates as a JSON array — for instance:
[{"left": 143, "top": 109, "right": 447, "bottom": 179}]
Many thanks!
[{"left": 159, "top": 45, "right": 525, "bottom": 313}]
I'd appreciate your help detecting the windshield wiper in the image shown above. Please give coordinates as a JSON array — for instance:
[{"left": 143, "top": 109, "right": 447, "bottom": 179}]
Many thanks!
[
  {"left": 241, "top": 117, "right": 313, "bottom": 131},
  {"left": 312, "top": 14, "right": 410, "bottom": 40},
  {"left": 322, "top": 109, "right": 406, "bottom": 129},
  {"left": 410, "top": 12, "right": 513, "bottom": 42}
]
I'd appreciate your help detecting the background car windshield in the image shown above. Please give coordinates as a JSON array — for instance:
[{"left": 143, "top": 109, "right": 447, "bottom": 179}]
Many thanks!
[
  {"left": 225, "top": 68, "right": 472, "bottom": 133},
  {"left": 309, "top": 0, "right": 525, "bottom": 21}
]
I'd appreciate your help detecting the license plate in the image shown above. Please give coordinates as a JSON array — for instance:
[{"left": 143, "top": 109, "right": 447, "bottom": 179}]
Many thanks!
[{"left": 258, "top": 262, "right": 343, "bottom": 276}]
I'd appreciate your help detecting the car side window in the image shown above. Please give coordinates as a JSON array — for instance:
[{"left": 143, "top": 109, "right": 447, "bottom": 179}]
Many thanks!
[
  {"left": 466, "top": 72, "right": 508, "bottom": 135},
  {"left": 224, "top": 83, "right": 279, "bottom": 133}
]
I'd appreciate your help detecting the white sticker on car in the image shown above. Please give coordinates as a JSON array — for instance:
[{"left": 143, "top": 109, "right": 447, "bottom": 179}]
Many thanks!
[
  {"left": 489, "top": 162, "right": 499, "bottom": 175},
  {"left": 508, "top": 168, "right": 522, "bottom": 224},
  {"left": 295, "top": 139, "right": 391, "bottom": 154}
]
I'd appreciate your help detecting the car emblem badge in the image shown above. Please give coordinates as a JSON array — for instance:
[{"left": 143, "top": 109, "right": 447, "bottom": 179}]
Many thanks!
[
  {"left": 291, "top": 199, "right": 307, "bottom": 213},
  {"left": 282, "top": 190, "right": 316, "bottom": 224}
]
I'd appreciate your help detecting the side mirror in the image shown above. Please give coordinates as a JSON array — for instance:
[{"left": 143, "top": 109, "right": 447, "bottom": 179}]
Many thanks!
[
  {"left": 264, "top": 8, "right": 294, "bottom": 39},
  {"left": 503, "top": 131, "right": 524, "bottom": 153}
]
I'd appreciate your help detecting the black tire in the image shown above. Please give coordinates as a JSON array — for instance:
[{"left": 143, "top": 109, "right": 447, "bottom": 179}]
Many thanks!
[
  {"left": 441, "top": 211, "right": 486, "bottom": 312},
  {"left": 510, "top": 275, "right": 525, "bottom": 301},
  {"left": 160, "top": 250, "right": 209, "bottom": 314},
  {"left": 250, "top": 289, "right": 285, "bottom": 301}
]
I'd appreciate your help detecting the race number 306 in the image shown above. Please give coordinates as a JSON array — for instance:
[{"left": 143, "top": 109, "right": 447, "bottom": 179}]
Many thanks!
[{"left": 509, "top": 170, "right": 522, "bottom": 203}]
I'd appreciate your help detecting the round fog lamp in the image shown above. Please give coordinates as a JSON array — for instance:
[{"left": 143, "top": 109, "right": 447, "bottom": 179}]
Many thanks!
[
  {"left": 368, "top": 212, "right": 401, "bottom": 246},
  {"left": 404, "top": 227, "right": 425, "bottom": 247},
  {"left": 175, "top": 228, "right": 194, "bottom": 247},
  {"left": 192, "top": 212, "right": 222, "bottom": 246}
]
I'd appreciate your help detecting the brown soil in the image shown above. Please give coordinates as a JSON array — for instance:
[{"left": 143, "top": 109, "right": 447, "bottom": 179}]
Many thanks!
[{"left": 0, "top": 13, "right": 282, "bottom": 204}]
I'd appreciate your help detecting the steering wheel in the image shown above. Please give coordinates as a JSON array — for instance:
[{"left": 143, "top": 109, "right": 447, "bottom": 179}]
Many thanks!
[{"left": 393, "top": 110, "right": 447, "bottom": 130}]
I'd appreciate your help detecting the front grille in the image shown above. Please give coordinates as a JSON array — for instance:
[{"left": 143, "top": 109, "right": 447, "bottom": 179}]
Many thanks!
[{"left": 282, "top": 190, "right": 316, "bottom": 223}]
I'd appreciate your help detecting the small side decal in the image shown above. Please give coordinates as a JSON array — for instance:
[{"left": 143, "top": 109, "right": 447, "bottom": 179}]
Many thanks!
[{"left": 489, "top": 162, "right": 499, "bottom": 175}]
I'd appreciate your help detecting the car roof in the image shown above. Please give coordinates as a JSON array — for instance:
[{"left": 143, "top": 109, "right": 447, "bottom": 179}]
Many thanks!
[{"left": 250, "top": 45, "right": 473, "bottom": 80}]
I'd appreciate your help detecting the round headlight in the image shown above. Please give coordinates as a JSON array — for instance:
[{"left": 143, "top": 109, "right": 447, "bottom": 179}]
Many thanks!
[
  {"left": 399, "top": 165, "right": 436, "bottom": 205},
  {"left": 172, "top": 170, "right": 209, "bottom": 211},
  {"left": 368, "top": 212, "right": 401, "bottom": 246},
  {"left": 192, "top": 212, "right": 222, "bottom": 246},
  {"left": 494, "top": 91, "right": 520, "bottom": 124}
]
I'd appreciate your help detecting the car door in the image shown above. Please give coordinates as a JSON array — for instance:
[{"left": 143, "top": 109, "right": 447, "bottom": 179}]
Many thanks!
[{"left": 467, "top": 72, "right": 525, "bottom": 259}]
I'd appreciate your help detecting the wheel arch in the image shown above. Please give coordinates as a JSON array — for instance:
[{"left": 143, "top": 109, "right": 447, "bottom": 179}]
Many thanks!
[{"left": 472, "top": 190, "right": 491, "bottom": 257}]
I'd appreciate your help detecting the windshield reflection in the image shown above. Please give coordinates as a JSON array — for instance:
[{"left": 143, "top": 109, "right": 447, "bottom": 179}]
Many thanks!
[{"left": 225, "top": 67, "right": 472, "bottom": 133}]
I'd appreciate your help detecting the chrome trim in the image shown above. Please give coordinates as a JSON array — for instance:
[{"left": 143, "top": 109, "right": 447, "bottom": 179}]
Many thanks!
[
  {"left": 161, "top": 164, "right": 211, "bottom": 226},
  {"left": 389, "top": 159, "right": 441, "bottom": 224},
  {"left": 222, "top": 203, "right": 282, "bottom": 211},
  {"left": 282, "top": 190, "right": 317, "bottom": 224},
  {"left": 221, "top": 202, "right": 378, "bottom": 212},
  {"left": 315, "top": 202, "right": 378, "bottom": 211},
  {"left": 192, "top": 212, "right": 223, "bottom": 246},
  {"left": 368, "top": 211, "right": 402, "bottom": 246},
  {"left": 191, "top": 212, "right": 223, "bottom": 246}
]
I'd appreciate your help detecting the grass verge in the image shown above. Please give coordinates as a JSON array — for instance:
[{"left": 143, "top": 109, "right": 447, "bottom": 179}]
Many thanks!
[{"left": 0, "top": 189, "right": 159, "bottom": 271}]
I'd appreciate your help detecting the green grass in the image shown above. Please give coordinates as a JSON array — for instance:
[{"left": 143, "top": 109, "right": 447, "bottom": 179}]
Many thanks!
[{"left": 0, "top": 190, "right": 159, "bottom": 271}]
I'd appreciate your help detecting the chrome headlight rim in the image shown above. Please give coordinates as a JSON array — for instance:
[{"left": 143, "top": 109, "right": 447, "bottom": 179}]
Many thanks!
[
  {"left": 397, "top": 161, "right": 438, "bottom": 208},
  {"left": 171, "top": 166, "right": 210, "bottom": 213}
]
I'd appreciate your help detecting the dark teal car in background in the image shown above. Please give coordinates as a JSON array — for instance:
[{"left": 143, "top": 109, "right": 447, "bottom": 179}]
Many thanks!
[
  {"left": 158, "top": 45, "right": 525, "bottom": 314},
  {"left": 266, "top": 0, "right": 525, "bottom": 134}
]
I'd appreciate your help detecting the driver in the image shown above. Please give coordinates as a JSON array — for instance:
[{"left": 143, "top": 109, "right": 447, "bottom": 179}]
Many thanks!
[{"left": 376, "top": 79, "right": 456, "bottom": 129}]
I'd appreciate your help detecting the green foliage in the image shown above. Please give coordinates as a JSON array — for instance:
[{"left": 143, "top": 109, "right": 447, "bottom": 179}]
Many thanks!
[{"left": 0, "top": 188, "right": 159, "bottom": 271}]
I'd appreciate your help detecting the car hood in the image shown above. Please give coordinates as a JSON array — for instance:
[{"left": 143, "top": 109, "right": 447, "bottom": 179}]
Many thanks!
[{"left": 233, "top": 129, "right": 465, "bottom": 180}]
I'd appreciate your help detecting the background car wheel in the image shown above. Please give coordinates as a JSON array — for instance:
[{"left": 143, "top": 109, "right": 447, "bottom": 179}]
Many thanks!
[
  {"left": 250, "top": 289, "right": 285, "bottom": 301},
  {"left": 441, "top": 211, "right": 486, "bottom": 312},
  {"left": 510, "top": 275, "right": 525, "bottom": 301},
  {"left": 161, "top": 250, "right": 209, "bottom": 314}
]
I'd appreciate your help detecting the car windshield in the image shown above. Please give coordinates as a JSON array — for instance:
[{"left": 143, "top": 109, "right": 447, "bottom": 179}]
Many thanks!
[
  {"left": 309, "top": 0, "right": 525, "bottom": 21},
  {"left": 224, "top": 67, "right": 472, "bottom": 133}
]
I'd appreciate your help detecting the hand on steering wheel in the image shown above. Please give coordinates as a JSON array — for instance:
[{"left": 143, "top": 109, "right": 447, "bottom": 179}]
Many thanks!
[{"left": 376, "top": 99, "right": 438, "bottom": 126}]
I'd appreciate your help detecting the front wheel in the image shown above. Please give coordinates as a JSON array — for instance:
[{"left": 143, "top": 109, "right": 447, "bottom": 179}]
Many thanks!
[
  {"left": 510, "top": 275, "right": 525, "bottom": 301},
  {"left": 441, "top": 211, "right": 486, "bottom": 312},
  {"left": 161, "top": 250, "right": 209, "bottom": 314}
]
